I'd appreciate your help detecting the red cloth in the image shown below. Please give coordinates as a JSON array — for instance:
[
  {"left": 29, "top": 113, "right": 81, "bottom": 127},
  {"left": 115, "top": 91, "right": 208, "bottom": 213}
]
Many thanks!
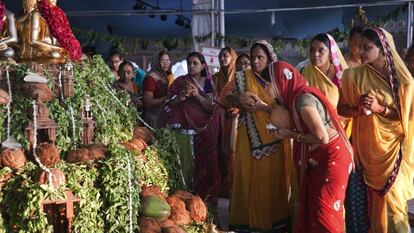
[
  {"left": 270, "top": 61, "right": 353, "bottom": 233},
  {"left": 168, "top": 75, "right": 222, "bottom": 205},
  {"left": 142, "top": 75, "right": 168, "bottom": 98}
]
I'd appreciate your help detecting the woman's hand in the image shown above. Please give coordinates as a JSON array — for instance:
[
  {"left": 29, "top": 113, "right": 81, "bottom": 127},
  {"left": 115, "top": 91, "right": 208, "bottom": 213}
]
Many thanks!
[
  {"left": 360, "top": 93, "right": 385, "bottom": 114},
  {"left": 268, "top": 128, "right": 295, "bottom": 140}
]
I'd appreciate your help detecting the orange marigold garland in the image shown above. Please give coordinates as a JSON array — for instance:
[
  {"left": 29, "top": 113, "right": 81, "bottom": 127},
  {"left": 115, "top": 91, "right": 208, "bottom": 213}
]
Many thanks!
[{"left": 37, "top": 0, "right": 82, "bottom": 61}]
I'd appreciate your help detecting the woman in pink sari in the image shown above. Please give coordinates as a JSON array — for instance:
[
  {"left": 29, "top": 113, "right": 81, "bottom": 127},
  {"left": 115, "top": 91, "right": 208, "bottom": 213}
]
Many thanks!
[
  {"left": 167, "top": 52, "right": 221, "bottom": 205},
  {"left": 268, "top": 61, "right": 353, "bottom": 232}
]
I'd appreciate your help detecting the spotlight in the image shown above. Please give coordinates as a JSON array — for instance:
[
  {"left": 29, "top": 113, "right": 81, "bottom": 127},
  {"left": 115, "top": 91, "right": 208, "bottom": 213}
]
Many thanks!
[
  {"left": 175, "top": 16, "right": 185, "bottom": 27},
  {"left": 133, "top": 0, "right": 145, "bottom": 10},
  {"left": 160, "top": 15, "right": 167, "bottom": 21},
  {"left": 184, "top": 20, "right": 190, "bottom": 28}
]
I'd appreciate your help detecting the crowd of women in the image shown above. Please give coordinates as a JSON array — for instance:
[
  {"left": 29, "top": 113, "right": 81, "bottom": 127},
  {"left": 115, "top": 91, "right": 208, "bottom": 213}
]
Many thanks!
[{"left": 107, "top": 26, "right": 414, "bottom": 233}]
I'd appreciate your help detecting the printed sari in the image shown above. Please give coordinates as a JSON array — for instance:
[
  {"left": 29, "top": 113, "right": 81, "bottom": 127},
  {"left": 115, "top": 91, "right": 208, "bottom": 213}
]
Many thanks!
[
  {"left": 341, "top": 28, "right": 414, "bottom": 233},
  {"left": 270, "top": 61, "right": 353, "bottom": 233},
  {"left": 167, "top": 74, "right": 222, "bottom": 205}
]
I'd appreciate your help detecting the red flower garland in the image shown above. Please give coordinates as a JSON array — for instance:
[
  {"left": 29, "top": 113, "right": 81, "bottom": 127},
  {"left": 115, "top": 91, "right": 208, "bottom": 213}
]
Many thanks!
[
  {"left": 37, "top": 0, "right": 82, "bottom": 61},
  {"left": 0, "top": 1, "right": 5, "bottom": 32}
]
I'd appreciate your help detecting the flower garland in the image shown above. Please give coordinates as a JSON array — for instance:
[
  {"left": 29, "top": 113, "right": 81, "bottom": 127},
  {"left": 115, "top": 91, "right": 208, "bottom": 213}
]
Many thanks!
[
  {"left": 37, "top": 0, "right": 82, "bottom": 61},
  {"left": 0, "top": 1, "right": 5, "bottom": 31}
]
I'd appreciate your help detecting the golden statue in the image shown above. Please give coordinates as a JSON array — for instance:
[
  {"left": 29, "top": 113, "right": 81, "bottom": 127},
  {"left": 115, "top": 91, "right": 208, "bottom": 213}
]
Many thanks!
[
  {"left": 16, "top": 0, "right": 68, "bottom": 64},
  {"left": 0, "top": 8, "right": 18, "bottom": 59}
]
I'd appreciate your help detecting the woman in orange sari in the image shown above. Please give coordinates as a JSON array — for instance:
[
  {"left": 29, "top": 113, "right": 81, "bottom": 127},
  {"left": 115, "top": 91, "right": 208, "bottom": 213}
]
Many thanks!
[
  {"left": 338, "top": 28, "right": 414, "bottom": 233},
  {"left": 224, "top": 40, "right": 291, "bottom": 232},
  {"left": 213, "top": 47, "right": 237, "bottom": 97},
  {"left": 302, "top": 33, "right": 351, "bottom": 136}
]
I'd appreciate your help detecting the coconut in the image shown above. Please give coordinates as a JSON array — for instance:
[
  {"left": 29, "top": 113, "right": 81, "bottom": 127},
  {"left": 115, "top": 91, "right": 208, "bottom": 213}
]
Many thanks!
[
  {"left": 187, "top": 196, "right": 208, "bottom": 223},
  {"left": 35, "top": 168, "right": 66, "bottom": 187},
  {"left": 87, "top": 144, "right": 106, "bottom": 160},
  {"left": 66, "top": 148, "right": 90, "bottom": 163},
  {"left": 120, "top": 141, "right": 140, "bottom": 152},
  {"left": 163, "top": 226, "right": 186, "bottom": 233},
  {"left": 166, "top": 196, "right": 186, "bottom": 210},
  {"left": 0, "top": 148, "right": 26, "bottom": 170},
  {"left": 141, "top": 185, "right": 166, "bottom": 198},
  {"left": 138, "top": 217, "right": 162, "bottom": 233},
  {"left": 0, "top": 88, "right": 10, "bottom": 105},
  {"left": 167, "top": 196, "right": 190, "bottom": 225},
  {"left": 130, "top": 138, "right": 147, "bottom": 152},
  {"left": 270, "top": 104, "right": 291, "bottom": 129},
  {"left": 159, "top": 219, "right": 175, "bottom": 229},
  {"left": 168, "top": 207, "right": 191, "bottom": 225},
  {"left": 133, "top": 127, "right": 155, "bottom": 144},
  {"left": 140, "top": 196, "right": 171, "bottom": 221},
  {"left": 172, "top": 190, "right": 195, "bottom": 202},
  {"left": 35, "top": 143, "right": 60, "bottom": 166},
  {"left": 24, "top": 83, "right": 54, "bottom": 102}
]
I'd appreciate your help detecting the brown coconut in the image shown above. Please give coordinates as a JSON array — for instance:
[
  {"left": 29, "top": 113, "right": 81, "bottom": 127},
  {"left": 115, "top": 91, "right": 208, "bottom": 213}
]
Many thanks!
[
  {"left": 35, "top": 168, "right": 66, "bottom": 187},
  {"left": 138, "top": 217, "right": 162, "bottom": 233},
  {"left": 35, "top": 143, "right": 60, "bottom": 166},
  {"left": 163, "top": 226, "right": 186, "bottom": 233},
  {"left": 166, "top": 196, "right": 186, "bottom": 210},
  {"left": 168, "top": 207, "right": 191, "bottom": 225},
  {"left": 186, "top": 196, "right": 208, "bottom": 223},
  {"left": 159, "top": 219, "right": 175, "bottom": 229},
  {"left": 120, "top": 141, "right": 140, "bottom": 152},
  {"left": 172, "top": 190, "right": 195, "bottom": 202},
  {"left": 167, "top": 196, "right": 191, "bottom": 225},
  {"left": 270, "top": 104, "right": 291, "bottom": 129},
  {"left": 130, "top": 138, "right": 147, "bottom": 152},
  {"left": 0, "top": 88, "right": 10, "bottom": 105},
  {"left": 0, "top": 148, "right": 26, "bottom": 170},
  {"left": 87, "top": 144, "right": 106, "bottom": 160},
  {"left": 66, "top": 148, "right": 90, "bottom": 163},
  {"left": 133, "top": 127, "right": 155, "bottom": 144},
  {"left": 24, "top": 83, "right": 54, "bottom": 102},
  {"left": 141, "top": 185, "right": 166, "bottom": 198}
]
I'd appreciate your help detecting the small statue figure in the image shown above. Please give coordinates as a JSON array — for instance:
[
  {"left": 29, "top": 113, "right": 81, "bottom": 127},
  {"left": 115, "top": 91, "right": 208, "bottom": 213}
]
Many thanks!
[
  {"left": 15, "top": 0, "right": 69, "bottom": 64},
  {"left": 82, "top": 94, "right": 92, "bottom": 119},
  {"left": 0, "top": 2, "right": 18, "bottom": 59}
]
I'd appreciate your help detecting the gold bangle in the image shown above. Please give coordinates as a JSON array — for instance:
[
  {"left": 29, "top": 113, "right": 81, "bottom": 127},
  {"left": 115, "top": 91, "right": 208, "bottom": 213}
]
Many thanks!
[{"left": 381, "top": 106, "right": 389, "bottom": 116}]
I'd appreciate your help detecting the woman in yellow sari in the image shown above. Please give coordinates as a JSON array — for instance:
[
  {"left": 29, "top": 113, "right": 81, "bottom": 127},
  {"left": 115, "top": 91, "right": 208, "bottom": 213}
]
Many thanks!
[
  {"left": 224, "top": 40, "right": 291, "bottom": 232},
  {"left": 303, "top": 33, "right": 351, "bottom": 136},
  {"left": 338, "top": 28, "right": 414, "bottom": 233}
]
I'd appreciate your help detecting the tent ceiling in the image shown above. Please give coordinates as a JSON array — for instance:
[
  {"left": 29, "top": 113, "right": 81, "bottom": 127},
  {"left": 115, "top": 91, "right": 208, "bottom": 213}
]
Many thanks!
[{"left": 3, "top": 0, "right": 407, "bottom": 39}]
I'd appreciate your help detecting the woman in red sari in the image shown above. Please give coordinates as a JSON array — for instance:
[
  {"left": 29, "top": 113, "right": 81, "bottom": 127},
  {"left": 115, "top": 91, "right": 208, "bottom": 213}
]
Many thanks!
[
  {"left": 143, "top": 50, "right": 173, "bottom": 128},
  {"left": 268, "top": 61, "right": 353, "bottom": 233},
  {"left": 167, "top": 52, "right": 221, "bottom": 205}
]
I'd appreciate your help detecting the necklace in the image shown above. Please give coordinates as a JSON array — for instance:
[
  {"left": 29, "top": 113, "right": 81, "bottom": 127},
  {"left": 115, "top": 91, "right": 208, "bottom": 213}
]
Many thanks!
[{"left": 323, "top": 63, "right": 332, "bottom": 77}]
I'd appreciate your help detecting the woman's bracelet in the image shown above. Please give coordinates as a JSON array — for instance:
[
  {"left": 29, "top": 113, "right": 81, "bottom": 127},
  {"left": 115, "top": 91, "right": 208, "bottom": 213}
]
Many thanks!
[
  {"left": 295, "top": 132, "right": 303, "bottom": 142},
  {"left": 380, "top": 106, "right": 390, "bottom": 117}
]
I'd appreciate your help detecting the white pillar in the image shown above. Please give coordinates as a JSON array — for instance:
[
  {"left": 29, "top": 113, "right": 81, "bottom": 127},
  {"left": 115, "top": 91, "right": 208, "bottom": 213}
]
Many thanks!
[
  {"left": 219, "top": 0, "right": 225, "bottom": 48},
  {"left": 407, "top": 1, "right": 413, "bottom": 48}
]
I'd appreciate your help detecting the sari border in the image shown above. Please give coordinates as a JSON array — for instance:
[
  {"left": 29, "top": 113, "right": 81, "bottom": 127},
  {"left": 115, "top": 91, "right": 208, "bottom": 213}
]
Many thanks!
[{"left": 235, "top": 70, "right": 280, "bottom": 160}]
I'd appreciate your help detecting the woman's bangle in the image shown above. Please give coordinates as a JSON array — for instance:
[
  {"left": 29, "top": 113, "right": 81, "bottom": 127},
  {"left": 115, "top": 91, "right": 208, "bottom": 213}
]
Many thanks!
[
  {"left": 295, "top": 132, "right": 303, "bottom": 142},
  {"left": 380, "top": 106, "right": 390, "bottom": 117}
]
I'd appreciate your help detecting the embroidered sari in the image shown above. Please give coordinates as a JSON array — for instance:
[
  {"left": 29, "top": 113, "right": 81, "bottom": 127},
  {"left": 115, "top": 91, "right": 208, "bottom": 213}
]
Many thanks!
[
  {"left": 303, "top": 34, "right": 352, "bottom": 136},
  {"left": 270, "top": 61, "right": 353, "bottom": 233},
  {"left": 167, "top": 74, "right": 221, "bottom": 205},
  {"left": 341, "top": 28, "right": 414, "bottom": 233},
  {"left": 228, "top": 68, "right": 292, "bottom": 232}
]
